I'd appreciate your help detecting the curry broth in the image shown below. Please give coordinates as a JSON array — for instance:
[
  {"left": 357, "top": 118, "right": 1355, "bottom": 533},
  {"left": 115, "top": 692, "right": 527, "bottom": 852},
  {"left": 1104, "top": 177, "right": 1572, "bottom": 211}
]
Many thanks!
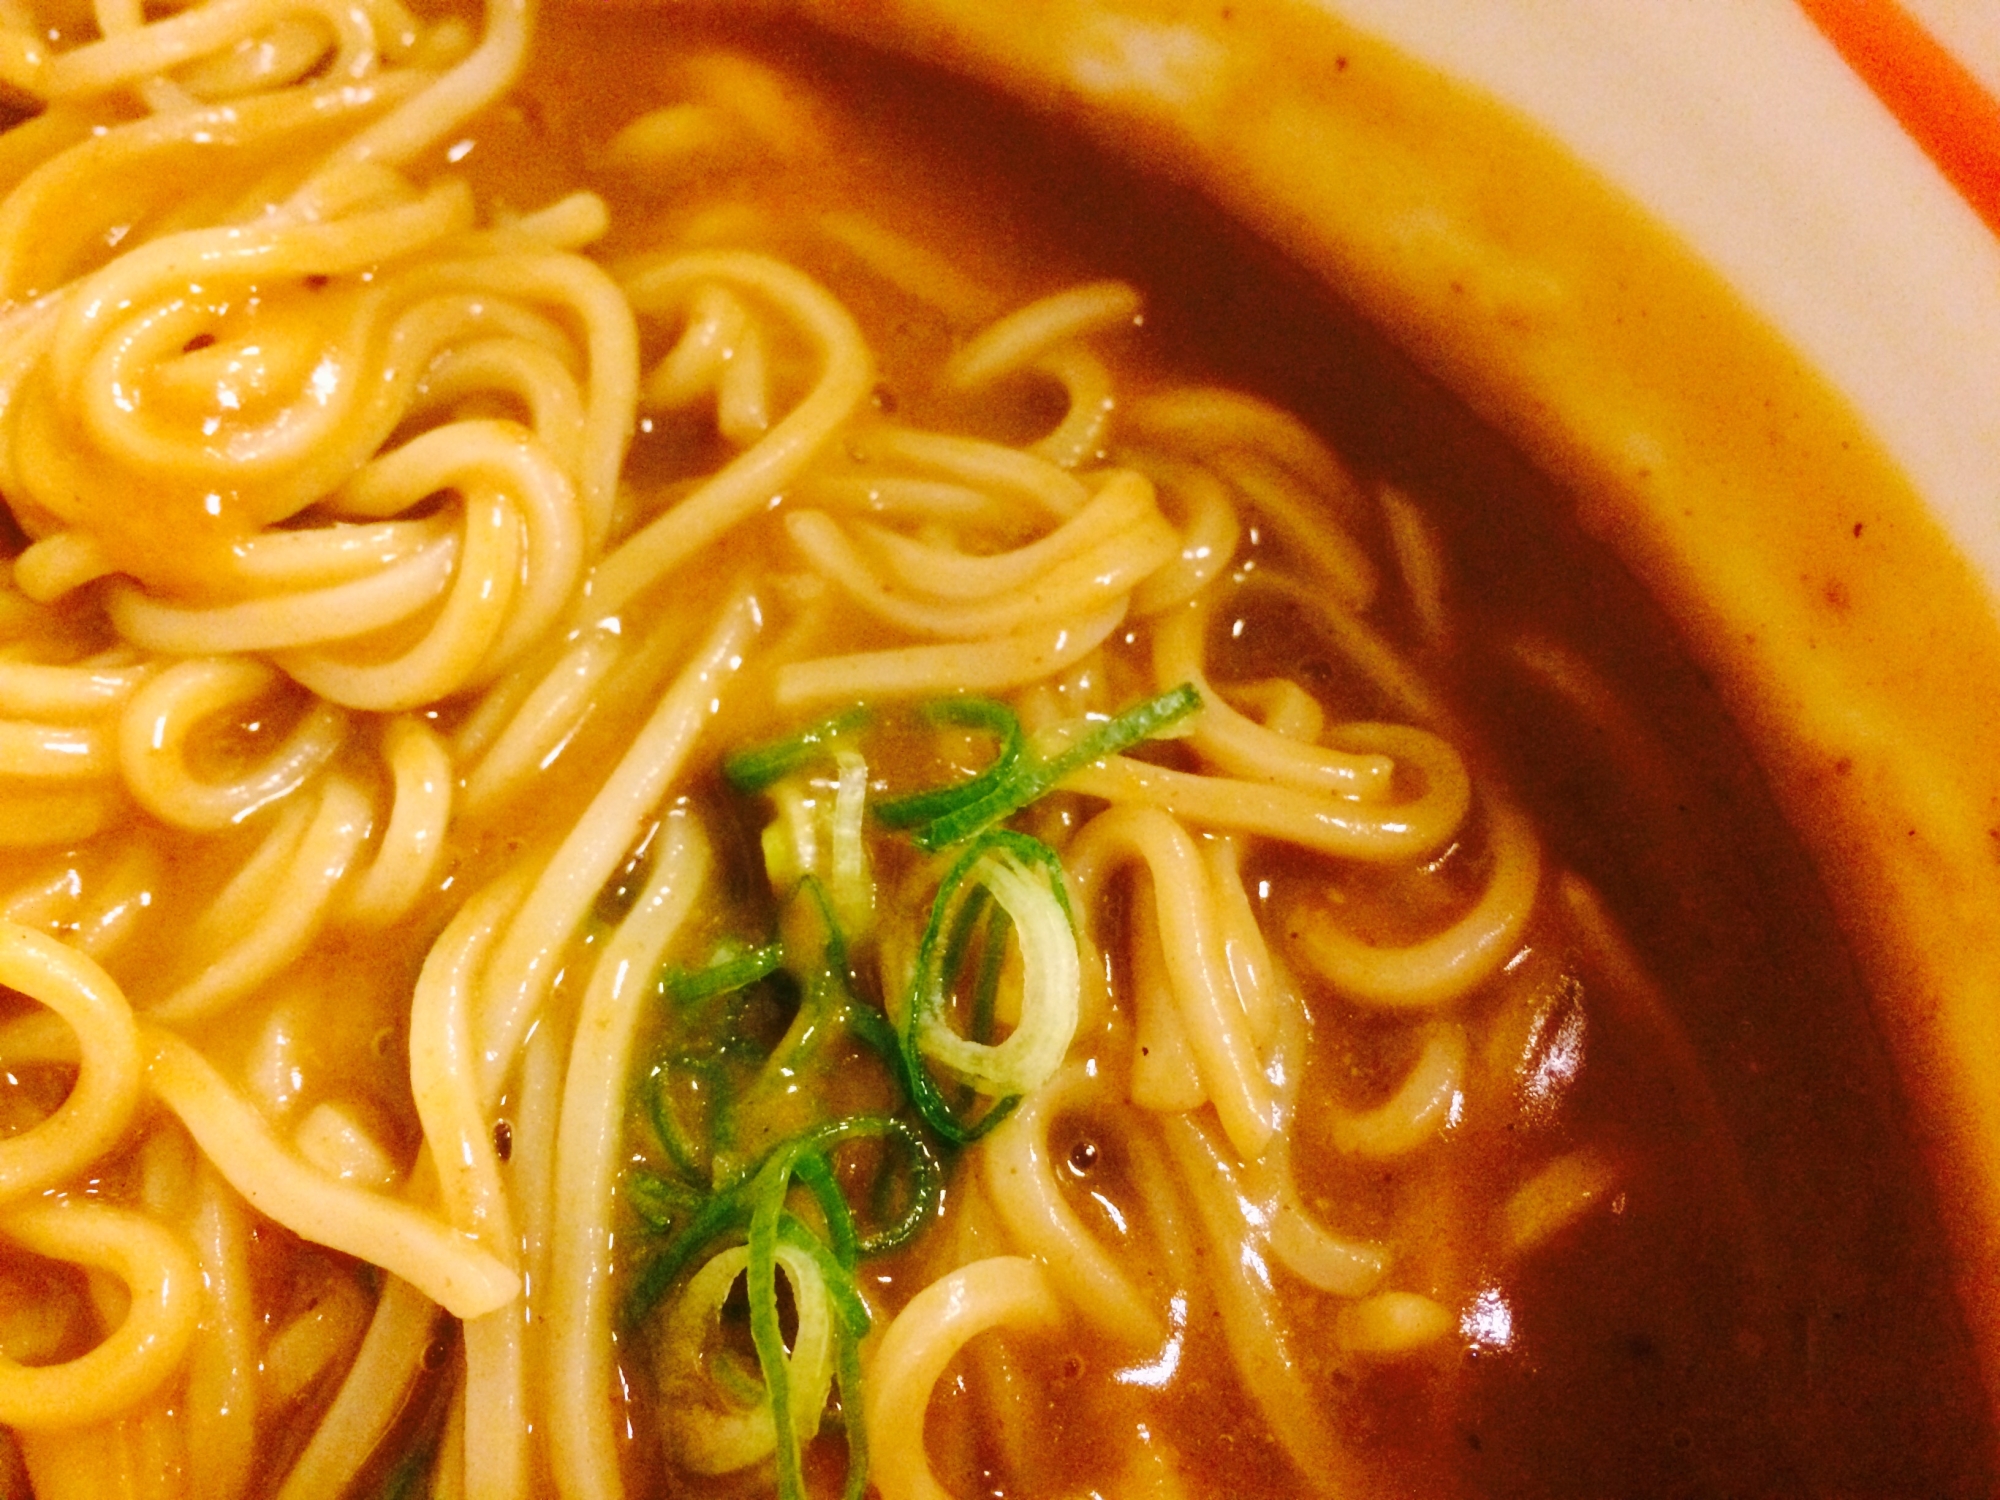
[
  {"left": 478, "top": 8, "right": 1996, "bottom": 1495},
  {"left": 0, "top": 4, "right": 1984, "bottom": 1496}
]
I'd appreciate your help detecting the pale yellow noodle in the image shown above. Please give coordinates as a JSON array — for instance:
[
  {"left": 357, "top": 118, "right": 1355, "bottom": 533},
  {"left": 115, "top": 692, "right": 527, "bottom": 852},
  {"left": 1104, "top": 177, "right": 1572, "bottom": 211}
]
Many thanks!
[
  {"left": 944, "top": 280, "right": 1140, "bottom": 390},
  {"left": 420, "top": 335, "right": 586, "bottom": 472},
  {"left": 328, "top": 409, "right": 566, "bottom": 560},
  {"left": 1062, "top": 741, "right": 1466, "bottom": 864},
  {"left": 16, "top": 1394, "right": 186, "bottom": 1500},
  {"left": 1380, "top": 484, "right": 1451, "bottom": 652},
  {"left": 0, "top": 1199, "right": 200, "bottom": 1430},
  {"left": 39, "top": 188, "right": 471, "bottom": 492},
  {"left": 790, "top": 473, "right": 1015, "bottom": 528},
  {"left": 44, "top": 0, "right": 378, "bottom": 101},
  {"left": 1022, "top": 345, "right": 1117, "bottom": 469},
  {"left": 0, "top": 784, "right": 122, "bottom": 847},
  {"left": 602, "top": 102, "right": 747, "bottom": 182},
  {"left": 1228, "top": 676, "right": 1325, "bottom": 742},
  {"left": 293, "top": 1100, "right": 400, "bottom": 1188},
  {"left": 855, "top": 467, "right": 1159, "bottom": 601},
  {"left": 0, "top": 80, "right": 418, "bottom": 303},
  {"left": 106, "top": 533, "right": 462, "bottom": 654},
  {"left": 342, "top": 715, "right": 452, "bottom": 927},
  {"left": 477, "top": 592, "right": 757, "bottom": 1102},
  {"left": 1125, "top": 880, "right": 1206, "bottom": 1112},
  {"left": 775, "top": 597, "right": 1124, "bottom": 708},
  {"left": 0, "top": 718, "right": 111, "bottom": 781},
  {"left": 865, "top": 1256, "right": 1064, "bottom": 1500},
  {"left": 0, "top": 922, "right": 142, "bottom": 1207},
  {"left": 545, "top": 812, "right": 710, "bottom": 1500},
  {"left": 272, "top": 1276, "right": 437, "bottom": 1500},
  {"left": 1158, "top": 1116, "right": 1345, "bottom": 1493},
  {"left": 212, "top": 516, "right": 455, "bottom": 591},
  {"left": 117, "top": 658, "right": 348, "bottom": 832},
  {"left": 170, "top": 18, "right": 340, "bottom": 105},
  {"left": 863, "top": 427, "right": 1088, "bottom": 519},
  {"left": 0, "top": 858, "right": 80, "bottom": 932},
  {"left": 1335, "top": 1291, "right": 1454, "bottom": 1358},
  {"left": 1324, "top": 1023, "right": 1467, "bottom": 1159},
  {"left": 433, "top": 1381, "right": 469, "bottom": 1500},
  {"left": 1215, "top": 450, "right": 1379, "bottom": 611},
  {"left": 1501, "top": 1147, "right": 1619, "bottom": 1257},
  {"left": 1152, "top": 586, "right": 1395, "bottom": 799},
  {"left": 185, "top": 799, "right": 314, "bottom": 951},
  {"left": 815, "top": 211, "right": 1001, "bottom": 327},
  {"left": 506, "top": 999, "right": 566, "bottom": 1476},
  {"left": 458, "top": 625, "right": 622, "bottom": 820},
  {"left": 285, "top": 0, "right": 525, "bottom": 217},
  {"left": 0, "top": 657, "right": 150, "bottom": 718},
  {"left": 143, "top": 1025, "right": 519, "bottom": 1319},
  {"left": 182, "top": 1164, "right": 257, "bottom": 1500},
  {"left": 267, "top": 500, "right": 510, "bottom": 711},
  {"left": 259, "top": 1274, "right": 370, "bottom": 1410},
  {"left": 1122, "top": 386, "right": 1370, "bottom": 527},
  {"left": 641, "top": 282, "right": 770, "bottom": 443},
  {"left": 66, "top": 839, "right": 159, "bottom": 960},
  {"left": 410, "top": 872, "right": 532, "bottom": 1250},
  {"left": 1199, "top": 835, "right": 1279, "bottom": 1051},
  {"left": 391, "top": 248, "right": 637, "bottom": 551},
  {"left": 11, "top": 531, "right": 112, "bottom": 603},
  {"left": 461, "top": 1301, "right": 529, "bottom": 1500},
  {"left": 148, "top": 775, "right": 372, "bottom": 1022},
  {"left": 1289, "top": 795, "right": 1541, "bottom": 1011},
  {"left": 1124, "top": 457, "right": 1240, "bottom": 617},
  {"left": 981, "top": 1062, "right": 1166, "bottom": 1351},
  {"left": 1234, "top": 983, "right": 1389, "bottom": 1298},
  {"left": 589, "top": 252, "right": 872, "bottom": 617},
  {"left": 782, "top": 495, "right": 1173, "bottom": 638},
  {"left": 1253, "top": 572, "right": 1450, "bottom": 728},
  {"left": 1064, "top": 805, "right": 1275, "bottom": 1158}
]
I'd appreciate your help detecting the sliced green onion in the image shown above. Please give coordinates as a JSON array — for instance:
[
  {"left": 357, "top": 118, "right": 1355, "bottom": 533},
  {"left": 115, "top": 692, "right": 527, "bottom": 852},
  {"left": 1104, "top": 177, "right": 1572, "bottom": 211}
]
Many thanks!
[
  {"left": 899, "top": 831, "right": 1079, "bottom": 1142},
  {"left": 647, "top": 1055, "right": 731, "bottom": 1183},
  {"left": 724, "top": 706, "right": 871, "bottom": 793},
  {"left": 663, "top": 942, "right": 784, "bottom": 1005},
  {"left": 771, "top": 1214, "right": 873, "bottom": 1500},
  {"left": 629, "top": 1169, "right": 704, "bottom": 1232},
  {"left": 628, "top": 1182, "right": 757, "bottom": 1326},
  {"left": 625, "top": 1114, "right": 940, "bottom": 1327},
  {"left": 784, "top": 874, "right": 850, "bottom": 978},
  {"left": 967, "top": 904, "right": 1012, "bottom": 1048},
  {"left": 791, "top": 1150, "right": 861, "bottom": 1267},
  {"left": 658, "top": 1238, "right": 837, "bottom": 1480},
  {"left": 910, "top": 683, "right": 1200, "bottom": 850},
  {"left": 828, "top": 1307, "right": 869, "bottom": 1500},
  {"left": 746, "top": 1153, "right": 801, "bottom": 1498},
  {"left": 873, "top": 698, "right": 1024, "bottom": 828},
  {"left": 827, "top": 748, "right": 874, "bottom": 937}
]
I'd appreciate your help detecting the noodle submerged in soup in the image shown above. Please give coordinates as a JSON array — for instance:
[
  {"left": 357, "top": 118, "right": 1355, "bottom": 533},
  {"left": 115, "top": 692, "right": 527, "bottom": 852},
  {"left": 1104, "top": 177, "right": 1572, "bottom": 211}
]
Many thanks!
[{"left": 0, "top": 0, "right": 1987, "bottom": 1497}]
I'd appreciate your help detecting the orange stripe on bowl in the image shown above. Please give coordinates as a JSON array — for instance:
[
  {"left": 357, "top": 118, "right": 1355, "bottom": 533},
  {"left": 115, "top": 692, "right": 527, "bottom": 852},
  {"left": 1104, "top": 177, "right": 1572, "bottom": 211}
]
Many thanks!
[{"left": 1796, "top": 0, "right": 2000, "bottom": 237}]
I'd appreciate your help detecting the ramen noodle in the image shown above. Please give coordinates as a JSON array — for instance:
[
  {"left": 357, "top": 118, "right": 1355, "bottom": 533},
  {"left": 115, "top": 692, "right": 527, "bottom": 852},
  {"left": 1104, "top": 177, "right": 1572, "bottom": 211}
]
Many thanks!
[{"left": 0, "top": 0, "right": 1952, "bottom": 1495}]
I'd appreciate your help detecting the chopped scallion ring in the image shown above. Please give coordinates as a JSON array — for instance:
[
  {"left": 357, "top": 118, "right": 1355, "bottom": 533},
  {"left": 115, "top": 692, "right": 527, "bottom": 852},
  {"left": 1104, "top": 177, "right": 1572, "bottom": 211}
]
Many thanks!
[
  {"left": 723, "top": 705, "right": 871, "bottom": 793},
  {"left": 908, "top": 682, "right": 1201, "bottom": 849},
  {"left": 899, "top": 830, "right": 1079, "bottom": 1142},
  {"left": 873, "top": 697, "right": 1024, "bottom": 828}
]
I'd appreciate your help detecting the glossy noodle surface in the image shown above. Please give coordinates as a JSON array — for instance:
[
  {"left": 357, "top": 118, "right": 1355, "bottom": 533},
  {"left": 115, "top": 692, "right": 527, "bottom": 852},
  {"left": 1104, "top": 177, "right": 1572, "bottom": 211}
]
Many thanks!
[{"left": 0, "top": 1, "right": 1986, "bottom": 1497}]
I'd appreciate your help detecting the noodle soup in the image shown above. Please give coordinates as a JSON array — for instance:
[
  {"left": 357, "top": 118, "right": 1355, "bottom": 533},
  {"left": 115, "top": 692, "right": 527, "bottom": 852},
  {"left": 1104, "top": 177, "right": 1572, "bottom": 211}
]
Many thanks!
[{"left": 0, "top": 2, "right": 1987, "bottom": 1498}]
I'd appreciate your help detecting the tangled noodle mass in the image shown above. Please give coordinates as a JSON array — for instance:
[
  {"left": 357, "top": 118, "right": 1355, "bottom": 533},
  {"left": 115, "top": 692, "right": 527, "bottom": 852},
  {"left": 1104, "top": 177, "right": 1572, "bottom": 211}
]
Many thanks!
[{"left": 0, "top": 0, "right": 1638, "bottom": 1496}]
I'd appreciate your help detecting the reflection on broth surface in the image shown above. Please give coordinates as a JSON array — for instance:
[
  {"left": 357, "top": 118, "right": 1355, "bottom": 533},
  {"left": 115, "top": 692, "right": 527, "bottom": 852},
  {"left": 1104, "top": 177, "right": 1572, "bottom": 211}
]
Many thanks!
[{"left": 0, "top": 1, "right": 1988, "bottom": 1497}]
